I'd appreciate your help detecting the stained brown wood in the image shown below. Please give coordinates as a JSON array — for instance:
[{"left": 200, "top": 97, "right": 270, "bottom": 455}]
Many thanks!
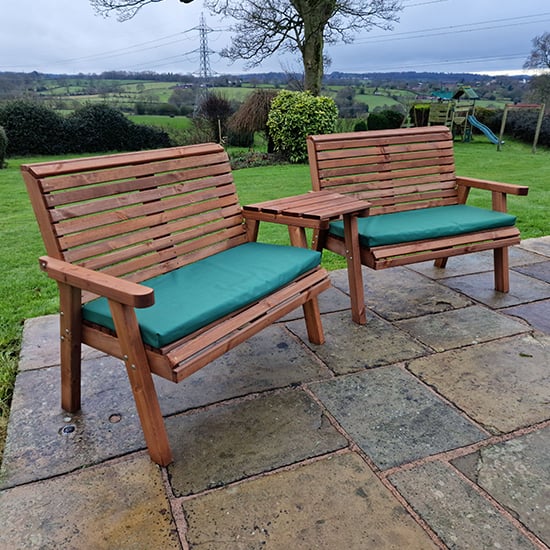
[
  {"left": 22, "top": 144, "right": 330, "bottom": 465},
  {"left": 307, "top": 126, "right": 529, "bottom": 320}
]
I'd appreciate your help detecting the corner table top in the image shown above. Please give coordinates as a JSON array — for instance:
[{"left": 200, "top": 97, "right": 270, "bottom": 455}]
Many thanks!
[{"left": 243, "top": 191, "right": 370, "bottom": 228}]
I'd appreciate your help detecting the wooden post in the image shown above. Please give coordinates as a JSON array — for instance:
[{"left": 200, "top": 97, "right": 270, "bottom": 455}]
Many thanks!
[{"left": 533, "top": 103, "right": 545, "bottom": 153}]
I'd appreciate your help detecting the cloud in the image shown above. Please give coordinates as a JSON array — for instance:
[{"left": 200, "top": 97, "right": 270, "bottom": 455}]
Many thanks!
[{"left": 1, "top": 0, "right": 548, "bottom": 76}]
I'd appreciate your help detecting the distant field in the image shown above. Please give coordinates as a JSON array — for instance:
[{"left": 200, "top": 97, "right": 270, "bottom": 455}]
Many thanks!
[
  {"left": 31, "top": 76, "right": 515, "bottom": 117},
  {"left": 128, "top": 114, "right": 192, "bottom": 130}
]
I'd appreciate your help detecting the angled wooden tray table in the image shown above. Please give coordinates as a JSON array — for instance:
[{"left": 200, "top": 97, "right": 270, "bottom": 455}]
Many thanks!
[{"left": 243, "top": 191, "right": 371, "bottom": 324}]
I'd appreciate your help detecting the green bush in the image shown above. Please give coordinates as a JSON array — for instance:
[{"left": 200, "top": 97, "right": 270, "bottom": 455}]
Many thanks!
[
  {"left": 367, "top": 109, "right": 404, "bottom": 130},
  {"left": 65, "top": 103, "right": 171, "bottom": 153},
  {"left": 0, "top": 99, "right": 66, "bottom": 155},
  {"left": 0, "top": 126, "right": 7, "bottom": 168},
  {"left": 353, "top": 119, "right": 368, "bottom": 132},
  {"left": 267, "top": 91, "right": 338, "bottom": 163},
  {"left": 0, "top": 100, "right": 171, "bottom": 156}
]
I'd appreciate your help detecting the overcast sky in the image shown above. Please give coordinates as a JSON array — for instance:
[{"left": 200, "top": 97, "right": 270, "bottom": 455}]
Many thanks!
[{"left": 1, "top": 0, "right": 548, "bottom": 76}]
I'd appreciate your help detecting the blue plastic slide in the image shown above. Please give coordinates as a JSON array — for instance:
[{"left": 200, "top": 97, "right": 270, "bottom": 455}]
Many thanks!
[{"left": 468, "top": 115, "right": 501, "bottom": 144}]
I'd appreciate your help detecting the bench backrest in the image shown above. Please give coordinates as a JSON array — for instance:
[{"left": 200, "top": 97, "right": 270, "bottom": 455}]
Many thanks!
[
  {"left": 22, "top": 143, "right": 247, "bottom": 299},
  {"left": 307, "top": 126, "right": 459, "bottom": 215}
]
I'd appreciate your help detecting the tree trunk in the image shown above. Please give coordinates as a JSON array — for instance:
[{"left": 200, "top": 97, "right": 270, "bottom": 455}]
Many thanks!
[
  {"left": 301, "top": 27, "right": 324, "bottom": 95},
  {"left": 292, "top": 0, "right": 336, "bottom": 96}
]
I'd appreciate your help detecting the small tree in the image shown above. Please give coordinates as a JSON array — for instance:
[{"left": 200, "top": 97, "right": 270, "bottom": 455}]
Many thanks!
[
  {"left": 524, "top": 32, "right": 550, "bottom": 70},
  {"left": 229, "top": 89, "right": 278, "bottom": 151},
  {"left": 197, "top": 93, "right": 234, "bottom": 143},
  {"left": 267, "top": 90, "right": 337, "bottom": 163}
]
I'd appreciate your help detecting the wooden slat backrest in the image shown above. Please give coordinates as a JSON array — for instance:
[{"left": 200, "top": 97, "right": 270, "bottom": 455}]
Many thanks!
[
  {"left": 307, "top": 126, "right": 459, "bottom": 215},
  {"left": 22, "top": 143, "right": 247, "bottom": 298}
]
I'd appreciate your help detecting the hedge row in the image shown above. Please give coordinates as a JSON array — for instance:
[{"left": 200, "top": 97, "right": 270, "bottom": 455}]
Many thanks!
[{"left": 0, "top": 100, "right": 171, "bottom": 156}]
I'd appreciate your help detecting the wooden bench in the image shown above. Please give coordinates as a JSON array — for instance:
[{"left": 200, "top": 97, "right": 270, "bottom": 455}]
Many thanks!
[
  {"left": 22, "top": 143, "right": 330, "bottom": 465},
  {"left": 307, "top": 126, "right": 529, "bottom": 324}
]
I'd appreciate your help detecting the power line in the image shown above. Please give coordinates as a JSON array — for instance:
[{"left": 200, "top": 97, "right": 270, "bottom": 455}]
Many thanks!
[{"left": 354, "top": 12, "right": 550, "bottom": 44}]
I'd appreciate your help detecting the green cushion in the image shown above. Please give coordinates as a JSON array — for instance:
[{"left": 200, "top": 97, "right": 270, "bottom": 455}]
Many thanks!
[
  {"left": 82, "top": 242, "right": 321, "bottom": 348},
  {"left": 329, "top": 205, "right": 517, "bottom": 248}
]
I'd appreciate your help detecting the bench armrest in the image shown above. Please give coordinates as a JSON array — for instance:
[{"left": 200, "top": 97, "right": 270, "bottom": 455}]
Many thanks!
[
  {"left": 39, "top": 256, "right": 155, "bottom": 308},
  {"left": 456, "top": 176, "right": 529, "bottom": 196}
]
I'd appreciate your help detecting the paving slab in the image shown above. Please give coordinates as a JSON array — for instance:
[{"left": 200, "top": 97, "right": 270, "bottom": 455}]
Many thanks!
[
  {"left": 154, "top": 324, "right": 333, "bottom": 415},
  {"left": 287, "top": 310, "right": 428, "bottom": 375},
  {"left": 330, "top": 266, "right": 472, "bottom": 321},
  {"left": 167, "top": 389, "right": 347, "bottom": 496},
  {"left": 513, "top": 260, "right": 550, "bottom": 284},
  {"left": 503, "top": 299, "right": 550, "bottom": 334},
  {"left": 452, "top": 426, "right": 550, "bottom": 547},
  {"left": 441, "top": 270, "right": 550, "bottom": 308},
  {"left": 18, "top": 314, "right": 103, "bottom": 371},
  {"left": 2, "top": 323, "right": 333, "bottom": 489},
  {"left": 409, "top": 246, "right": 548, "bottom": 280},
  {"left": 519, "top": 236, "right": 550, "bottom": 257},
  {"left": 280, "top": 283, "right": 353, "bottom": 321},
  {"left": 0, "top": 453, "right": 180, "bottom": 550},
  {"left": 396, "top": 304, "right": 529, "bottom": 352},
  {"left": 309, "top": 366, "right": 486, "bottom": 469},
  {"left": 182, "top": 452, "right": 439, "bottom": 549},
  {"left": 0, "top": 357, "right": 145, "bottom": 489},
  {"left": 389, "top": 460, "right": 538, "bottom": 550},
  {"left": 408, "top": 333, "right": 550, "bottom": 434}
]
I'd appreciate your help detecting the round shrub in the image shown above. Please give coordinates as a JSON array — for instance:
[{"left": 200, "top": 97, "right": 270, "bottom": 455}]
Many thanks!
[
  {"left": 267, "top": 91, "right": 338, "bottom": 163},
  {"left": 367, "top": 109, "right": 404, "bottom": 130},
  {"left": 0, "top": 100, "right": 66, "bottom": 155}
]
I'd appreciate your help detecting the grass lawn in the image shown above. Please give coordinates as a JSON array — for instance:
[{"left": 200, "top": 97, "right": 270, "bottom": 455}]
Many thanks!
[{"left": 0, "top": 137, "right": 548, "bottom": 458}]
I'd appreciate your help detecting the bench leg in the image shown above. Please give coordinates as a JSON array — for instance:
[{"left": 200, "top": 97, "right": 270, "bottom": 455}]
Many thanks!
[
  {"left": 494, "top": 247, "right": 510, "bottom": 293},
  {"left": 58, "top": 283, "right": 82, "bottom": 413},
  {"left": 109, "top": 301, "right": 173, "bottom": 466},
  {"left": 343, "top": 214, "right": 367, "bottom": 324},
  {"left": 434, "top": 257, "right": 448, "bottom": 269},
  {"left": 302, "top": 296, "right": 325, "bottom": 345}
]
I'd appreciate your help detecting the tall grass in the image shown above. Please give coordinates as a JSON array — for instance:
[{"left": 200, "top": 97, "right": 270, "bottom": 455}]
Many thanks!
[{"left": 0, "top": 138, "right": 548, "bottom": 458}]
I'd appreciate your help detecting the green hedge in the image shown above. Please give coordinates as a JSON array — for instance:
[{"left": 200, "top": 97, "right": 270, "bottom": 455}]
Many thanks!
[{"left": 0, "top": 100, "right": 171, "bottom": 156}]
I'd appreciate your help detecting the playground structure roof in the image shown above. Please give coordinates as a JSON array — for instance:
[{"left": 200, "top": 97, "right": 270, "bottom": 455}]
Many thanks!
[{"left": 430, "top": 85, "right": 479, "bottom": 101}]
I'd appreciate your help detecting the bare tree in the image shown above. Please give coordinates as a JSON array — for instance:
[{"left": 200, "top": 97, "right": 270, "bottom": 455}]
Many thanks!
[
  {"left": 90, "top": 0, "right": 195, "bottom": 21},
  {"left": 206, "top": 0, "right": 401, "bottom": 95},
  {"left": 89, "top": 0, "right": 401, "bottom": 95},
  {"left": 524, "top": 32, "right": 550, "bottom": 70}
]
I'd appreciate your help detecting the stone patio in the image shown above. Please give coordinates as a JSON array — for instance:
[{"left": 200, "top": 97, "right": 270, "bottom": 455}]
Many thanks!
[{"left": 1, "top": 238, "right": 549, "bottom": 549}]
